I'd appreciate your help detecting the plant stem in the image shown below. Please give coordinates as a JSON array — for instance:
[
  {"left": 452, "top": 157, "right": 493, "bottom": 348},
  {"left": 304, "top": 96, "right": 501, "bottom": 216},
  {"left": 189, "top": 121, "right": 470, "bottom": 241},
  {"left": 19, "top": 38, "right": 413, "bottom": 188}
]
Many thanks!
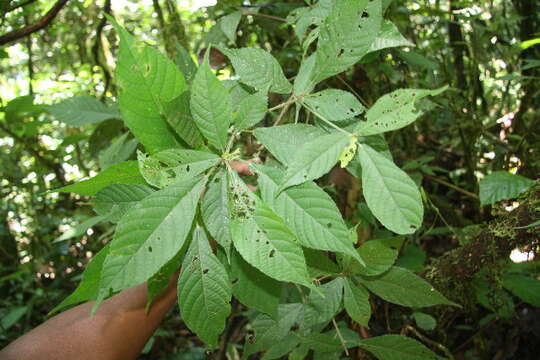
[
  {"left": 332, "top": 318, "right": 350, "bottom": 357},
  {"left": 303, "top": 104, "right": 353, "bottom": 136}
]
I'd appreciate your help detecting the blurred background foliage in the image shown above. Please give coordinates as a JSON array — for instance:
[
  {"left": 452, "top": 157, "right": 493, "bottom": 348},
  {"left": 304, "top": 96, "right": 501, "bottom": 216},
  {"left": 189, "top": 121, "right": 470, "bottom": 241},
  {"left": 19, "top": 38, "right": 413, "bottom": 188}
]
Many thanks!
[{"left": 0, "top": 0, "right": 539, "bottom": 359}]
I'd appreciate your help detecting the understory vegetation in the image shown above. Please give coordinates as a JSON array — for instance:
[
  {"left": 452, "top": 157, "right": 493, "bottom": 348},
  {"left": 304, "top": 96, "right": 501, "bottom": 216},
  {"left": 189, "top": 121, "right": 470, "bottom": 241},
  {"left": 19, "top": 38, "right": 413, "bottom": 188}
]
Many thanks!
[{"left": 1, "top": 0, "right": 539, "bottom": 359}]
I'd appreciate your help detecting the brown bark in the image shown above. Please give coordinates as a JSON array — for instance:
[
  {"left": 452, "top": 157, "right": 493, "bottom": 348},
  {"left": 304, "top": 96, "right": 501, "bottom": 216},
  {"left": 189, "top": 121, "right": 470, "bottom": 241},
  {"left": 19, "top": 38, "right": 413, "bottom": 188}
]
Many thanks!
[{"left": 0, "top": 0, "right": 69, "bottom": 46}]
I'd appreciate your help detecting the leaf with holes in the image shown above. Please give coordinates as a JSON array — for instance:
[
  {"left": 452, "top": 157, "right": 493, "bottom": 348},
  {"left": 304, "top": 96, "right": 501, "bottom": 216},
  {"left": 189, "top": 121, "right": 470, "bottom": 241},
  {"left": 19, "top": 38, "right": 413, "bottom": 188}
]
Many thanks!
[
  {"left": 202, "top": 171, "right": 232, "bottom": 258},
  {"left": 138, "top": 149, "right": 219, "bottom": 188},
  {"left": 54, "top": 161, "right": 146, "bottom": 196},
  {"left": 254, "top": 164, "right": 363, "bottom": 263},
  {"left": 357, "top": 335, "right": 444, "bottom": 360},
  {"left": 177, "top": 227, "right": 232, "bottom": 347},
  {"left": 190, "top": 53, "right": 231, "bottom": 150},
  {"left": 369, "top": 20, "right": 413, "bottom": 53},
  {"left": 97, "top": 176, "right": 205, "bottom": 299},
  {"left": 222, "top": 47, "right": 292, "bottom": 94},
  {"left": 231, "top": 250, "right": 281, "bottom": 318},
  {"left": 479, "top": 171, "right": 535, "bottom": 206},
  {"left": 254, "top": 124, "right": 326, "bottom": 166},
  {"left": 48, "top": 96, "right": 120, "bottom": 126},
  {"left": 359, "top": 266, "right": 457, "bottom": 308},
  {"left": 304, "top": 89, "right": 365, "bottom": 121},
  {"left": 357, "top": 144, "right": 423, "bottom": 234},
  {"left": 313, "top": 0, "right": 382, "bottom": 83},
  {"left": 231, "top": 201, "right": 313, "bottom": 288},
  {"left": 279, "top": 132, "right": 350, "bottom": 191},
  {"left": 356, "top": 87, "right": 447, "bottom": 136},
  {"left": 108, "top": 16, "right": 184, "bottom": 153}
]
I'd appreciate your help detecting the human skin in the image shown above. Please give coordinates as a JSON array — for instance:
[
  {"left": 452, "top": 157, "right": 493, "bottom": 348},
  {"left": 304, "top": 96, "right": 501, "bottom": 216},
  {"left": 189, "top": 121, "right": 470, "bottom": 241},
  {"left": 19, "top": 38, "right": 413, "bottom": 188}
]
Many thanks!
[
  {"left": 0, "top": 272, "right": 179, "bottom": 360},
  {"left": 0, "top": 160, "right": 258, "bottom": 360}
]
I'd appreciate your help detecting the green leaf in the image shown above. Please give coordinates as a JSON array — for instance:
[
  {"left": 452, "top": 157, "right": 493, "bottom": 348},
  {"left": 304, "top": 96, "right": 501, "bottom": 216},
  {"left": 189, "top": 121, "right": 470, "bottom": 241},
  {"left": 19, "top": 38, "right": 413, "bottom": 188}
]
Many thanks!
[
  {"left": 50, "top": 245, "right": 109, "bottom": 315},
  {"left": 304, "top": 248, "right": 340, "bottom": 278},
  {"left": 138, "top": 149, "right": 219, "bottom": 188},
  {"left": 395, "top": 244, "right": 426, "bottom": 272},
  {"left": 479, "top": 171, "right": 535, "bottom": 206},
  {"left": 234, "top": 90, "right": 267, "bottom": 131},
  {"left": 222, "top": 47, "right": 292, "bottom": 94},
  {"left": 369, "top": 21, "right": 413, "bottom": 53},
  {"left": 1, "top": 306, "right": 28, "bottom": 331},
  {"left": 231, "top": 201, "right": 313, "bottom": 288},
  {"left": 254, "top": 124, "right": 326, "bottom": 165},
  {"left": 263, "top": 335, "right": 301, "bottom": 360},
  {"left": 219, "top": 11, "right": 242, "bottom": 43},
  {"left": 502, "top": 274, "right": 540, "bottom": 306},
  {"left": 48, "top": 96, "right": 120, "bottom": 126},
  {"left": 356, "top": 87, "right": 447, "bottom": 136},
  {"left": 397, "top": 50, "right": 439, "bottom": 71},
  {"left": 279, "top": 132, "right": 350, "bottom": 191},
  {"left": 244, "top": 303, "right": 303, "bottom": 357},
  {"left": 301, "top": 278, "right": 344, "bottom": 329},
  {"left": 301, "top": 333, "right": 343, "bottom": 353},
  {"left": 163, "top": 91, "right": 204, "bottom": 147},
  {"left": 177, "top": 227, "right": 232, "bottom": 347},
  {"left": 357, "top": 335, "right": 443, "bottom": 360},
  {"left": 254, "top": 164, "right": 362, "bottom": 262},
  {"left": 174, "top": 43, "right": 197, "bottom": 83},
  {"left": 359, "top": 266, "right": 456, "bottom": 307},
  {"left": 287, "top": 0, "right": 333, "bottom": 41},
  {"left": 98, "top": 132, "right": 138, "bottom": 170},
  {"left": 147, "top": 249, "right": 182, "bottom": 307},
  {"left": 98, "top": 176, "right": 205, "bottom": 296},
  {"left": 343, "top": 278, "right": 371, "bottom": 327},
  {"left": 108, "top": 16, "right": 184, "bottom": 153},
  {"left": 313, "top": 0, "right": 382, "bottom": 83},
  {"left": 54, "top": 216, "right": 105, "bottom": 243},
  {"left": 303, "top": 89, "right": 365, "bottom": 121},
  {"left": 93, "top": 184, "right": 155, "bottom": 222},
  {"left": 294, "top": 54, "right": 317, "bottom": 96},
  {"left": 54, "top": 161, "right": 146, "bottom": 196},
  {"left": 412, "top": 312, "right": 437, "bottom": 331},
  {"left": 357, "top": 144, "right": 423, "bottom": 234},
  {"left": 231, "top": 250, "right": 281, "bottom": 318},
  {"left": 190, "top": 54, "right": 231, "bottom": 150},
  {"left": 355, "top": 239, "right": 399, "bottom": 276},
  {"left": 202, "top": 171, "right": 232, "bottom": 258}
]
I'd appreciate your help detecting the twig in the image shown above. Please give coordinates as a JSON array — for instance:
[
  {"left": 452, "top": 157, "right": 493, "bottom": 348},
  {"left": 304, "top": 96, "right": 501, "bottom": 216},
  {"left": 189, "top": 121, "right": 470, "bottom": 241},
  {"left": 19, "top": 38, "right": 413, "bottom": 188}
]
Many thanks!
[
  {"left": 303, "top": 104, "right": 353, "bottom": 136},
  {"left": 0, "top": 0, "right": 70, "bottom": 46},
  {"left": 332, "top": 318, "right": 350, "bottom": 357},
  {"left": 423, "top": 174, "right": 479, "bottom": 200},
  {"left": 403, "top": 325, "right": 454, "bottom": 360},
  {"left": 273, "top": 101, "right": 291, "bottom": 126},
  {"left": 5, "top": 0, "right": 38, "bottom": 13}
]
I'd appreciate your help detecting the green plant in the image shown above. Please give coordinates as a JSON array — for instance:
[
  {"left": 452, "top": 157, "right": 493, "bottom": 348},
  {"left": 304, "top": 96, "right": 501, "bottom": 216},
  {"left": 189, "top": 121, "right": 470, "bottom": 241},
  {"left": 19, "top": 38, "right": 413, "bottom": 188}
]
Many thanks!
[{"left": 50, "top": 1, "right": 461, "bottom": 358}]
